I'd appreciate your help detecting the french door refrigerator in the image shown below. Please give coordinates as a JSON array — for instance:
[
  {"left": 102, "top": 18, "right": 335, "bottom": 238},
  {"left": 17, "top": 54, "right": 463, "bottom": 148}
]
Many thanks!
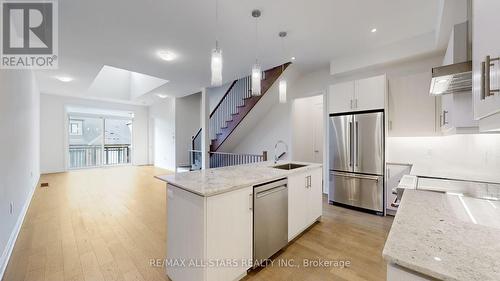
[{"left": 328, "top": 111, "right": 384, "bottom": 215}]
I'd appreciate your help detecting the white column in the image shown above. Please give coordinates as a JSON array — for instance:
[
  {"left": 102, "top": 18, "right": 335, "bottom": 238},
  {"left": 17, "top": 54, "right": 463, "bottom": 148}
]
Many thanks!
[{"left": 200, "top": 88, "right": 210, "bottom": 169}]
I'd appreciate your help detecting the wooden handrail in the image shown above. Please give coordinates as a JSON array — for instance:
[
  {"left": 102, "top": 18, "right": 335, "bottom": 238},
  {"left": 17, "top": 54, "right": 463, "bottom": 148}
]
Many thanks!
[{"left": 209, "top": 80, "right": 238, "bottom": 118}]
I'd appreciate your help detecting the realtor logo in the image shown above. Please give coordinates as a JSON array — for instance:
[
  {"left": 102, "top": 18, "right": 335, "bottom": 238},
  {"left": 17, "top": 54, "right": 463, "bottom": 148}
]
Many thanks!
[{"left": 1, "top": 0, "right": 58, "bottom": 69}]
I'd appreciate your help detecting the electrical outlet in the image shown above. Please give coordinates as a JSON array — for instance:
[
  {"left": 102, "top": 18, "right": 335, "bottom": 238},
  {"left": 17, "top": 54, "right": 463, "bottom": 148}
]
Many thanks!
[{"left": 9, "top": 202, "right": 13, "bottom": 215}]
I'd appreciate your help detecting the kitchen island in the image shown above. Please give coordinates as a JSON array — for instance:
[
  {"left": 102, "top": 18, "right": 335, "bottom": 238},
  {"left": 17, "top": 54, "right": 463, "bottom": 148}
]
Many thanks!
[
  {"left": 383, "top": 189, "right": 500, "bottom": 281},
  {"left": 156, "top": 161, "right": 323, "bottom": 281}
]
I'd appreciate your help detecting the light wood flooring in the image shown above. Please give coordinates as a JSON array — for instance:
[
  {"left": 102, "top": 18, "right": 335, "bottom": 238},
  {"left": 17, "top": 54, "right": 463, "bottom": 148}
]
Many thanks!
[{"left": 2, "top": 166, "right": 393, "bottom": 281}]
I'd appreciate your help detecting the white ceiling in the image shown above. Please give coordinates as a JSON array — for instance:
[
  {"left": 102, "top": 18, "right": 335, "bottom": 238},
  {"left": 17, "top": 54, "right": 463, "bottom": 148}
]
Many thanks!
[{"left": 35, "top": 0, "right": 460, "bottom": 104}]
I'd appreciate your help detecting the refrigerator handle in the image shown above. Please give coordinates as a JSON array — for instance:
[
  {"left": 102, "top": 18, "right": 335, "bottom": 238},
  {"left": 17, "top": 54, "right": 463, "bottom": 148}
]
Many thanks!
[
  {"left": 349, "top": 121, "right": 353, "bottom": 167},
  {"left": 355, "top": 121, "right": 359, "bottom": 167}
]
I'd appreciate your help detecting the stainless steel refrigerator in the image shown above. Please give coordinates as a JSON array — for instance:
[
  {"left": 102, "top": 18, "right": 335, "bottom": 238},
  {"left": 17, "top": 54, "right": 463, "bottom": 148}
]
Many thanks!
[{"left": 328, "top": 111, "right": 384, "bottom": 215}]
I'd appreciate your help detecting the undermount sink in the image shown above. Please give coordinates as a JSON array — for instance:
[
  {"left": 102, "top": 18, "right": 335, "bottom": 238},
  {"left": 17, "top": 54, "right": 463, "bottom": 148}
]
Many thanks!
[{"left": 273, "top": 163, "right": 308, "bottom": 170}]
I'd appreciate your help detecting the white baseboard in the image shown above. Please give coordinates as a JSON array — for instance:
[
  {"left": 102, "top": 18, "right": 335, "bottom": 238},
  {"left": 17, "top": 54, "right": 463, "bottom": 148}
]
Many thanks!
[
  {"left": 0, "top": 174, "right": 40, "bottom": 280},
  {"left": 41, "top": 168, "right": 65, "bottom": 174}
]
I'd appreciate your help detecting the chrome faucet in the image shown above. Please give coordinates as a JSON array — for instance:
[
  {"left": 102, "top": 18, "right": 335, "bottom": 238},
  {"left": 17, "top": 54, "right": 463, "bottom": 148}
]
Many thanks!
[{"left": 274, "top": 140, "right": 288, "bottom": 163}]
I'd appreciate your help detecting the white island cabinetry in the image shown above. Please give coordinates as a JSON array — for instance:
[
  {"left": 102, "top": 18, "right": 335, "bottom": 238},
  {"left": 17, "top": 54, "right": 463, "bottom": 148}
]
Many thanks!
[
  {"left": 167, "top": 185, "right": 253, "bottom": 281},
  {"left": 160, "top": 162, "right": 323, "bottom": 281},
  {"left": 288, "top": 168, "right": 323, "bottom": 241}
]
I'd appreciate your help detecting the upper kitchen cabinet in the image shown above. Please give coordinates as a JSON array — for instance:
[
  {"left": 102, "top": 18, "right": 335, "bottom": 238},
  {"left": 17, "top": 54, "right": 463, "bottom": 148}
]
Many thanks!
[
  {"left": 473, "top": 0, "right": 500, "bottom": 131},
  {"left": 355, "top": 75, "right": 386, "bottom": 111},
  {"left": 388, "top": 72, "right": 438, "bottom": 137},
  {"left": 328, "top": 75, "right": 386, "bottom": 114},
  {"left": 328, "top": 81, "right": 355, "bottom": 114}
]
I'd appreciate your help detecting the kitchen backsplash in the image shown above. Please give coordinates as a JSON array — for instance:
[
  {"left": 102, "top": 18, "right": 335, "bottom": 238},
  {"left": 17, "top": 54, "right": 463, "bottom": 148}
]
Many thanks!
[{"left": 387, "top": 134, "right": 500, "bottom": 183}]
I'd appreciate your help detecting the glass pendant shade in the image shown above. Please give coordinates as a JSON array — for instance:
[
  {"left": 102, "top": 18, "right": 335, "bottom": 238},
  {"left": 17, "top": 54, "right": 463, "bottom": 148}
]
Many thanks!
[
  {"left": 211, "top": 48, "right": 223, "bottom": 86},
  {"left": 279, "top": 79, "right": 287, "bottom": 103},
  {"left": 251, "top": 63, "right": 262, "bottom": 96}
]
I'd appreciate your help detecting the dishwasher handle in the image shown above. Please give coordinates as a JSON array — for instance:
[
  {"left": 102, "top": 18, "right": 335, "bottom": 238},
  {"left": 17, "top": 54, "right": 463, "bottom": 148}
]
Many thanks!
[{"left": 256, "top": 185, "right": 287, "bottom": 198}]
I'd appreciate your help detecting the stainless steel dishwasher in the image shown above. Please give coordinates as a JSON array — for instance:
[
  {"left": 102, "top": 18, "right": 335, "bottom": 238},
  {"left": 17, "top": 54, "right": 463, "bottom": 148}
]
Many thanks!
[{"left": 253, "top": 178, "right": 288, "bottom": 264}]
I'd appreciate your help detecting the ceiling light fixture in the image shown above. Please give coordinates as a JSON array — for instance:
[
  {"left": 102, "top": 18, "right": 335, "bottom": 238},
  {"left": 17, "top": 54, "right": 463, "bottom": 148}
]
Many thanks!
[
  {"left": 211, "top": 0, "right": 223, "bottom": 86},
  {"left": 156, "top": 93, "right": 168, "bottom": 99},
  {"left": 157, "top": 50, "right": 177, "bottom": 61},
  {"left": 251, "top": 9, "right": 262, "bottom": 96},
  {"left": 278, "top": 31, "right": 288, "bottom": 104},
  {"left": 55, "top": 76, "right": 73, "bottom": 82},
  {"left": 371, "top": 28, "right": 377, "bottom": 33},
  {"left": 291, "top": 56, "right": 296, "bottom": 61}
]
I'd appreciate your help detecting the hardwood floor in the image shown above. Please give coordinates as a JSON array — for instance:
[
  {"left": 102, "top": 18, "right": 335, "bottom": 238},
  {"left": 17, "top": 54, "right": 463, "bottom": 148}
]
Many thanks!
[{"left": 2, "top": 166, "right": 393, "bottom": 281}]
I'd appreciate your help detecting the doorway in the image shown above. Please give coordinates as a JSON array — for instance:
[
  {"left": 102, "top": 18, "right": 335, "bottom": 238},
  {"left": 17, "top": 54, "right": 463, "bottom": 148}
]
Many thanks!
[
  {"left": 292, "top": 94, "right": 324, "bottom": 164},
  {"left": 68, "top": 115, "right": 132, "bottom": 169}
]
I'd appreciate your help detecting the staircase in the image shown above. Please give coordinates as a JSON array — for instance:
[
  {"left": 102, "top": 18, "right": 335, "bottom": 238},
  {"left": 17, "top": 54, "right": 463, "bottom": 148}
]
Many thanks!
[
  {"left": 190, "top": 62, "right": 290, "bottom": 169},
  {"left": 209, "top": 63, "right": 290, "bottom": 151}
]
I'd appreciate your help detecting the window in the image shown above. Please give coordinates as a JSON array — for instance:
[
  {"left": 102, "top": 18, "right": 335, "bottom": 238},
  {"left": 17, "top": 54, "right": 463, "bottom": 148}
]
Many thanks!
[{"left": 69, "top": 120, "right": 83, "bottom": 136}]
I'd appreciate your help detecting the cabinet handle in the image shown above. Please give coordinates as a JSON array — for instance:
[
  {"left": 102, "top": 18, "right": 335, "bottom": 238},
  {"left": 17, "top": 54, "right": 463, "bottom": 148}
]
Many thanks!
[
  {"left": 305, "top": 176, "right": 311, "bottom": 188},
  {"left": 482, "top": 55, "right": 500, "bottom": 99},
  {"left": 249, "top": 194, "right": 253, "bottom": 210},
  {"left": 350, "top": 99, "right": 353, "bottom": 109},
  {"left": 443, "top": 110, "right": 449, "bottom": 125},
  {"left": 355, "top": 98, "right": 358, "bottom": 109},
  {"left": 387, "top": 168, "right": 390, "bottom": 179}
]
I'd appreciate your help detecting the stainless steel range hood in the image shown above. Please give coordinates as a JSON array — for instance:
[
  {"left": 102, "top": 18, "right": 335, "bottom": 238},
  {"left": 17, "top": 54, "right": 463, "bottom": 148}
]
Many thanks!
[
  {"left": 430, "top": 61, "right": 472, "bottom": 95},
  {"left": 430, "top": 21, "right": 472, "bottom": 95}
]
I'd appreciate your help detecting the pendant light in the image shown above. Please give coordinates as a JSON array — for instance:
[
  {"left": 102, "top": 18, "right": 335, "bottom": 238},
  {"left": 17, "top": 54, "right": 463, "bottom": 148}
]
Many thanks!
[
  {"left": 278, "top": 31, "right": 288, "bottom": 104},
  {"left": 251, "top": 9, "right": 262, "bottom": 96},
  {"left": 211, "top": 0, "right": 222, "bottom": 86}
]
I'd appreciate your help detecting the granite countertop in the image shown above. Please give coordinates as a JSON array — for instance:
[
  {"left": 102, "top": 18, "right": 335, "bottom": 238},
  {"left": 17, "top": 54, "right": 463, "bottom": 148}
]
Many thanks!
[
  {"left": 383, "top": 189, "right": 500, "bottom": 281},
  {"left": 155, "top": 161, "right": 322, "bottom": 197}
]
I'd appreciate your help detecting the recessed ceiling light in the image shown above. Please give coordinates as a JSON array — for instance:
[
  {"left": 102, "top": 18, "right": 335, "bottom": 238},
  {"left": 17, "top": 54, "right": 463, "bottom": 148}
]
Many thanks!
[
  {"left": 157, "top": 50, "right": 177, "bottom": 61},
  {"left": 156, "top": 93, "right": 168, "bottom": 99},
  {"left": 371, "top": 28, "right": 377, "bottom": 33},
  {"left": 55, "top": 76, "right": 73, "bottom": 82},
  {"left": 291, "top": 56, "right": 296, "bottom": 61}
]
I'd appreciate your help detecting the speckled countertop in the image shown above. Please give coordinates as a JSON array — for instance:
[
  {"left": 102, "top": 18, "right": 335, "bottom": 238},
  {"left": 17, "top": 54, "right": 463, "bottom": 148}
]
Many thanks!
[
  {"left": 155, "top": 161, "right": 322, "bottom": 197},
  {"left": 383, "top": 189, "right": 500, "bottom": 281}
]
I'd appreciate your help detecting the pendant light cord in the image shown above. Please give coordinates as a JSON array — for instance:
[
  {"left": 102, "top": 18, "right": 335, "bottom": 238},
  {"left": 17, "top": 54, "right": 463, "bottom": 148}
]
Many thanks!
[
  {"left": 215, "top": 0, "right": 219, "bottom": 49},
  {"left": 255, "top": 17, "right": 259, "bottom": 64}
]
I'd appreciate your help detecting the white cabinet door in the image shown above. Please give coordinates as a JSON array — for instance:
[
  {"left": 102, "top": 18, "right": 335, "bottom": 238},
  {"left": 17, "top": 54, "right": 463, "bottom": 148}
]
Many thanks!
[
  {"left": 440, "top": 94, "right": 454, "bottom": 132},
  {"left": 288, "top": 168, "right": 323, "bottom": 241},
  {"left": 355, "top": 75, "right": 386, "bottom": 111},
  {"left": 307, "top": 168, "right": 323, "bottom": 223},
  {"left": 288, "top": 172, "right": 308, "bottom": 241},
  {"left": 440, "top": 93, "right": 479, "bottom": 134},
  {"left": 206, "top": 187, "right": 253, "bottom": 281},
  {"left": 473, "top": 0, "right": 500, "bottom": 120},
  {"left": 329, "top": 81, "right": 355, "bottom": 114},
  {"left": 388, "top": 72, "right": 437, "bottom": 136}
]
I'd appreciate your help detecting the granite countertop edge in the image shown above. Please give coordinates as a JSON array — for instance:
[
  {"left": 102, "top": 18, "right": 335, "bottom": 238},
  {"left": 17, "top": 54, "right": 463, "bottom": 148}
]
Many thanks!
[{"left": 155, "top": 161, "right": 323, "bottom": 197}]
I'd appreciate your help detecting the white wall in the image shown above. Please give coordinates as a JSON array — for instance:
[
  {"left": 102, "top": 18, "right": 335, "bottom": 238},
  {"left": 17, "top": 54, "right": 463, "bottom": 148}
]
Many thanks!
[
  {"left": 388, "top": 135, "right": 500, "bottom": 183},
  {"left": 149, "top": 97, "right": 176, "bottom": 170},
  {"left": 40, "top": 94, "right": 150, "bottom": 173},
  {"left": 0, "top": 70, "right": 40, "bottom": 278},
  {"left": 207, "top": 82, "right": 232, "bottom": 113},
  {"left": 175, "top": 93, "right": 201, "bottom": 167}
]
